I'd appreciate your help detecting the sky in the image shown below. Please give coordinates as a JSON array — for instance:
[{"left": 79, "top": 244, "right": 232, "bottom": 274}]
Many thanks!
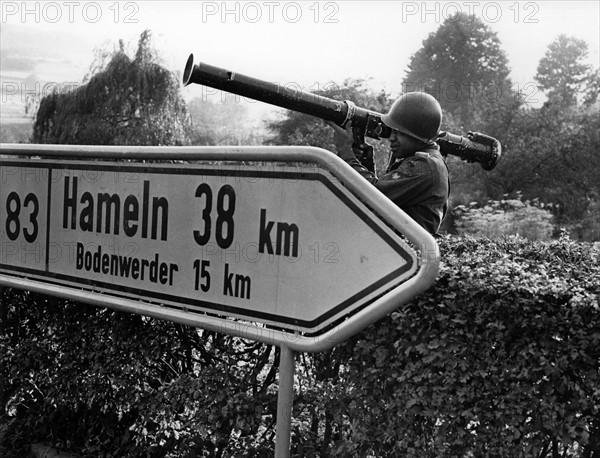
[{"left": 1, "top": 1, "right": 599, "bottom": 123}]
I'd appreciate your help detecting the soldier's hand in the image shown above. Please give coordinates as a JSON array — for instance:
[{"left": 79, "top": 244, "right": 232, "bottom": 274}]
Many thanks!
[{"left": 326, "top": 121, "right": 355, "bottom": 161}]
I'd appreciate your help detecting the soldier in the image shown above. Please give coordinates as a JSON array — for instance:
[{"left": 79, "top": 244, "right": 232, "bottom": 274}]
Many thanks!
[{"left": 329, "top": 91, "right": 450, "bottom": 236}]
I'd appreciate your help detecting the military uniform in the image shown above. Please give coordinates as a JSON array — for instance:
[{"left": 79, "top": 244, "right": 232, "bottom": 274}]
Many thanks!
[{"left": 346, "top": 145, "right": 449, "bottom": 235}]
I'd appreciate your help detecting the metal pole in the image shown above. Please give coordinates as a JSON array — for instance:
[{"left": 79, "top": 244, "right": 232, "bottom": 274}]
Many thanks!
[{"left": 274, "top": 345, "right": 295, "bottom": 457}]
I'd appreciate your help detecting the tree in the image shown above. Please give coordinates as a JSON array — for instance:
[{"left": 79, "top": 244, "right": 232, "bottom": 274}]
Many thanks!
[
  {"left": 32, "top": 30, "right": 192, "bottom": 146},
  {"left": 488, "top": 34, "right": 600, "bottom": 240},
  {"left": 403, "top": 13, "right": 519, "bottom": 134},
  {"left": 488, "top": 99, "right": 600, "bottom": 240},
  {"left": 582, "top": 68, "right": 599, "bottom": 107},
  {"left": 535, "top": 34, "right": 593, "bottom": 108}
]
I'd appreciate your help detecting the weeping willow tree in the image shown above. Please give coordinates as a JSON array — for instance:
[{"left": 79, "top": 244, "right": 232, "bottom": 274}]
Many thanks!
[{"left": 33, "top": 30, "right": 192, "bottom": 146}]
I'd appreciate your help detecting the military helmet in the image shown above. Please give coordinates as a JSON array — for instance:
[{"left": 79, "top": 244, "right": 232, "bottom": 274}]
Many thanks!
[{"left": 381, "top": 92, "right": 442, "bottom": 143}]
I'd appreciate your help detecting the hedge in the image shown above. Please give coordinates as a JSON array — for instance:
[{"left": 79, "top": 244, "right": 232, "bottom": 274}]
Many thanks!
[{"left": 1, "top": 234, "right": 599, "bottom": 457}]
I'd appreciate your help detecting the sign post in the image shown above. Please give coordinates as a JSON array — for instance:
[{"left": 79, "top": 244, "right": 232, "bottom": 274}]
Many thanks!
[
  {"left": 1, "top": 144, "right": 439, "bottom": 455},
  {"left": 275, "top": 345, "right": 296, "bottom": 457}
]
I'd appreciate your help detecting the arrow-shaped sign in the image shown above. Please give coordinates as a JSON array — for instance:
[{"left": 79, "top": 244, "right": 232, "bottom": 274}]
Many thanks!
[{"left": 0, "top": 144, "right": 439, "bottom": 351}]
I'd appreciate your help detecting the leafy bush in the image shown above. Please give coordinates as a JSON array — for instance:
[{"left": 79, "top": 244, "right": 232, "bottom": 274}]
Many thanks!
[
  {"left": 452, "top": 194, "right": 555, "bottom": 240},
  {"left": 315, "top": 234, "right": 600, "bottom": 457},
  {"left": 1, "top": 234, "right": 599, "bottom": 457},
  {"left": 32, "top": 30, "right": 192, "bottom": 146},
  {"left": 0, "top": 294, "right": 277, "bottom": 457}
]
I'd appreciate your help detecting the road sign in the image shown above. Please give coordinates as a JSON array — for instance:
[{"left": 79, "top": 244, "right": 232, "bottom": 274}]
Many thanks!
[{"left": 0, "top": 144, "right": 439, "bottom": 352}]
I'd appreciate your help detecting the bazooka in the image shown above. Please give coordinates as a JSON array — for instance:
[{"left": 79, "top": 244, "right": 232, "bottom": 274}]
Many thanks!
[{"left": 182, "top": 54, "right": 501, "bottom": 171}]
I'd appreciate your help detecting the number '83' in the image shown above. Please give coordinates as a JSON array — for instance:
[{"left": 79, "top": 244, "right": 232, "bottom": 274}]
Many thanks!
[{"left": 5, "top": 192, "right": 39, "bottom": 243}]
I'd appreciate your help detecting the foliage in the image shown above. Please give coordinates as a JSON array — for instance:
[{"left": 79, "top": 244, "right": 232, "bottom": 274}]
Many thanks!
[
  {"left": 493, "top": 102, "right": 600, "bottom": 241},
  {"left": 428, "top": 28, "right": 600, "bottom": 240},
  {"left": 583, "top": 68, "right": 600, "bottom": 107},
  {"left": 403, "top": 13, "right": 520, "bottom": 134},
  {"left": 452, "top": 193, "right": 555, "bottom": 240},
  {"left": 309, "top": 234, "right": 600, "bottom": 457},
  {"left": 493, "top": 34, "right": 600, "bottom": 241},
  {"left": 32, "top": 30, "right": 192, "bottom": 146},
  {"left": 535, "top": 35, "right": 594, "bottom": 107},
  {"left": 0, "top": 292, "right": 277, "bottom": 456},
  {"left": 2, "top": 235, "right": 599, "bottom": 456}
]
